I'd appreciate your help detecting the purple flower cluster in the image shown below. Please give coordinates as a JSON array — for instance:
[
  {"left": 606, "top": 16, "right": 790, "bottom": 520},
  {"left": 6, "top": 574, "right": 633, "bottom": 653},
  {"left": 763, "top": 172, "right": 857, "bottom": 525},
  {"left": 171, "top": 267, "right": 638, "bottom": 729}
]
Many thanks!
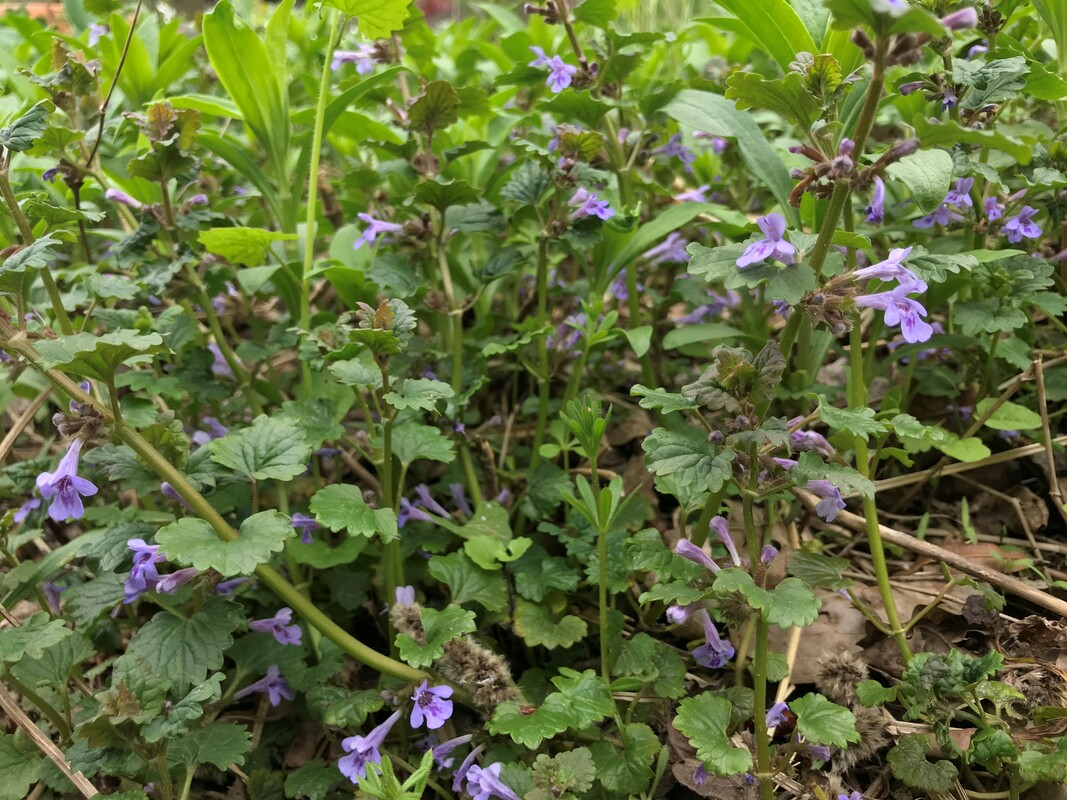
[
  {"left": 528, "top": 46, "right": 578, "bottom": 93},
  {"left": 332, "top": 45, "right": 376, "bottom": 73},
  {"left": 569, "top": 188, "right": 614, "bottom": 221},
  {"left": 735, "top": 213, "right": 795, "bottom": 268},
  {"left": 36, "top": 440, "right": 98, "bottom": 521},
  {"left": 852, "top": 247, "right": 934, "bottom": 344},
  {"left": 249, "top": 607, "right": 303, "bottom": 645}
]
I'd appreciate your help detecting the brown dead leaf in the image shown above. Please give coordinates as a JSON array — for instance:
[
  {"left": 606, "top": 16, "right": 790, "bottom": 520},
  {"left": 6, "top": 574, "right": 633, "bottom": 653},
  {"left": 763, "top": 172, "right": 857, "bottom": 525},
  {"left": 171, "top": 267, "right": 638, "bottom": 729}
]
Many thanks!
[
  {"left": 766, "top": 590, "right": 867, "bottom": 684},
  {"left": 915, "top": 541, "right": 1030, "bottom": 574}
]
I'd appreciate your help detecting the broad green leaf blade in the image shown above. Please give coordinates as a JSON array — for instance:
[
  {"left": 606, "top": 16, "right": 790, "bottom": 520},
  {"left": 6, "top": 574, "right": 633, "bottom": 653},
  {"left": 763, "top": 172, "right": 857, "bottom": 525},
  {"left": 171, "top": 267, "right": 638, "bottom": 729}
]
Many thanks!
[
  {"left": 428, "top": 551, "right": 509, "bottom": 612},
  {"left": 0, "top": 101, "right": 52, "bottom": 151},
  {"left": 168, "top": 722, "right": 252, "bottom": 769},
  {"left": 673, "top": 693, "right": 753, "bottom": 775},
  {"left": 320, "top": 0, "right": 412, "bottom": 39},
  {"left": 974, "top": 398, "right": 1042, "bottom": 431},
  {"left": 713, "top": 0, "right": 817, "bottom": 70},
  {"left": 199, "top": 227, "right": 298, "bottom": 265},
  {"left": 309, "top": 484, "right": 377, "bottom": 536},
  {"left": 157, "top": 511, "right": 291, "bottom": 576},
  {"left": 489, "top": 668, "right": 614, "bottom": 748},
  {"left": 886, "top": 149, "right": 953, "bottom": 214},
  {"left": 887, "top": 734, "right": 959, "bottom": 792},
  {"left": 395, "top": 604, "right": 476, "bottom": 668},
  {"left": 790, "top": 692, "right": 860, "bottom": 747},
  {"left": 0, "top": 613, "right": 71, "bottom": 664},
  {"left": 666, "top": 90, "right": 800, "bottom": 226},
  {"left": 513, "top": 598, "right": 588, "bottom": 649},
  {"left": 209, "top": 415, "right": 311, "bottom": 481},
  {"left": 35, "top": 331, "right": 166, "bottom": 382}
]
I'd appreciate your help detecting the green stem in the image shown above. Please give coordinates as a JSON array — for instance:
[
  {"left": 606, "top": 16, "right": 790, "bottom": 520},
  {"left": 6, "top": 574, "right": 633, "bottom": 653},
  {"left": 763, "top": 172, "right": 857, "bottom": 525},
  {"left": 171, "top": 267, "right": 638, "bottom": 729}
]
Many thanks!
[
  {"left": 377, "top": 361, "right": 403, "bottom": 606},
  {"left": 298, "top": 10, "right": 344, "bottom": 395},
  {"left": 530, "top": 237, "right": 551, "bottom": 471},
  {"left": 690, "top": 486, "right": 726, "bottom": 548},
  {"left": 3, "top": 671, "right": 71, "bottom": 741},
  {"left": 742, "top": 477, "right": 773, "bottom": 800}
]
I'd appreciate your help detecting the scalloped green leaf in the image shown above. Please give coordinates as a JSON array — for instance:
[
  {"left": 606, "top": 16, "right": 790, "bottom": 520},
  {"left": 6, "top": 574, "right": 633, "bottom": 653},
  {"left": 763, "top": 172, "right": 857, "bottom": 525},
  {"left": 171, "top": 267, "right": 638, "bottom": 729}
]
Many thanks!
[
  {"left": 156, "top": 511, "right": 291, "bottom": 576},
  {"left": 208, "top": 415, "right": 311, "bottom": 481}
]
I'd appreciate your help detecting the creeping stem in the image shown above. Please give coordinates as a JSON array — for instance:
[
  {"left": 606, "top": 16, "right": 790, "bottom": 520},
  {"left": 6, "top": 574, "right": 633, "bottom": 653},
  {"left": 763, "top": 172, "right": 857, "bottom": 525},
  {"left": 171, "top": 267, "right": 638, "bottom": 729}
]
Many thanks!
[{"left": 743, "top": 455, "right": 773, "bottom": 800}]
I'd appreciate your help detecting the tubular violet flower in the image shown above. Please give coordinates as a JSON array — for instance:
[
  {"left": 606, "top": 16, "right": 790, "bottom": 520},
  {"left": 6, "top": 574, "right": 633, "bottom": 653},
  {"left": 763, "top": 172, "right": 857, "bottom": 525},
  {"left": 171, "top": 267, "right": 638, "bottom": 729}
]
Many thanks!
[
  {"left": 528, "top": 46, "right": 578, "bottom": 93},
  {"left": 569, "top": 187, "right": 614, "bottom": 220},
  {"left": 124, "top": 539, "right": 164, "bottom": 604},
  {"left": 430, "top": 733, "right": 472, "bottom": 770},
  {"left": 104, "top": 188, "right": 143, "bottom": 210},
  {"left": 236, "top": 664, "right": 295, "bottom": 707},
  {"left": 291, "top": 512, "right": 319, "bottom": 545},
  {"left": 1002, "top": 205, "right": 1042, "bottom": 243},
  {"left": 854, "top": 284, "right": 934, "bottom": 343},
  {"left": 736, "top": 213, "right": 795, "bottom": 268},
  {"left": 653, "top": 133, "right": 696, "bottom": 171},
  {"left": 338, "top": 709, "right": 403, "bottom": 782},
  {"left": 332, "top": 45, "right": 376, "bottom": 73},
  {"left": 249, "top": 607, "right": 303, "bottom": 646},
  {"left": 674, "top": 184, "right": 710, "bottom": 203},
  {"left": 941, "top": 7, "right": 978, "bottom": 30},
  {"left": 354, "top": 212, "right": 403, "bottom": 250},
  {"left": 465, "top": 762, "right": 523, "bottom": 800},
  {"left": 852, "top": 246, "right": 926, "bottom": 292},
  {"left": 944, "top": 177, "right": 974, "bottom": 208},
  {"left": 643, "top": 231, "right": 690, "bottom": 264},
  {"left": 807, "top": 480, "right": 846, "bottom": 522},
  {"left": 984, "top": 196, "right": 1004, "bottom": 221},
  {"left": 410, "top": 680, "right": 454, "bottom": 730},
  {"left": 766, "top": 701, "right": 790, "bottom": 727},
  {"left": 36, "top": 440, "right": 98, "bottom": 521},
  {"left": 693, "top": 609, "right": 735, "bottom": 668},
  {"left": 13, "top": 497, "right": 40, "bottom": 523},
  {"left": 675, "top": 539, "right": 719, "bottom": 573},
  {"left": 913, "top": 202, "right": 963, "bottom": 228},
  {"left": 865, "top": 176, "right": 885, "bottom": 223},
  {"left": 155, "top": 568, "right": 199, "bottom": 594},
  {"left": 710, "top": 516, "right": 741, "bottom": 566}
]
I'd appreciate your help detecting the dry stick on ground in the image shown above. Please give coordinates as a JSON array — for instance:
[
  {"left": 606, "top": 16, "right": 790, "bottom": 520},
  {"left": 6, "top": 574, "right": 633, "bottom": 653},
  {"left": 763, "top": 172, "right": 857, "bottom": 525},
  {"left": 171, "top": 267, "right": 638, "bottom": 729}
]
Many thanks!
[
  {"left": 0, "top": 685, "right": 98, "bottom": 798},
  {"left": 0, "top": 387, "right": 50, "bottom": 463},
  {"left": 796, "top": 490, "right": 1067, "bottom": 619},
  {"left": 1034, "top": 354, "right": 1067, "bottom": 529}
]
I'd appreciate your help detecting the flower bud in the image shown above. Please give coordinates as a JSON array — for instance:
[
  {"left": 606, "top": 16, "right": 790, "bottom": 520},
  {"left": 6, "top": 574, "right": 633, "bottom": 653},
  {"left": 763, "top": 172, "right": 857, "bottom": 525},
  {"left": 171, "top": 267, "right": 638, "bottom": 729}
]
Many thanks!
[{"left": 941, "top": 7, "right": 979, "bottom": 30}]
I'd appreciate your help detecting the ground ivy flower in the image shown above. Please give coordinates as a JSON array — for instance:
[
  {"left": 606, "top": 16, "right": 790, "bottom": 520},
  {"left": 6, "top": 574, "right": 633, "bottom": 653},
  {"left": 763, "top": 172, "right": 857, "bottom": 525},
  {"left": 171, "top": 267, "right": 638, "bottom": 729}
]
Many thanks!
[
  {"left": 528, "top": 46, "right": 577, "bottom": 93},
  {"left": 88, "top": 22, "right": 107, "bottom": 45},
  {"left": 984, "top": 196, "right": 1004, "bottom": 221},
  {"left": 249, "top": 607, "right": 302, "bottom": 646},
  {"left": 838, "top": 792, "right": 863, "bottom": 800},
  {"left": 693, "top": 764, "right": 708, "bottom": 786},
  {"left": 736, "top": 213, "right": 795, "bottom": 268},
  {"left": 452, "top": 745, "right": 486, "bottom": 792},
  {"left": 653, "top": 133, "right": 695, "bottom": 171},
  {"left": 944, "top": 177, "right": 973, "bottom": 208},
  {"left": 710, "top": 516, "right": 741, "bottom": 566},
  {"left": 410, "top": 681, "right": 454, "bottom": 730},
  {"left": 291, "top": 512, "right": 319, "bottom": 544},
  {"left": 941, "top": 7, "right": 978, "bottom": 29},
  {"left": 913, "top": 202, "right": 963, "bottom": 228},
  {"left": 865, "top": 176, "right": 885, "bottom": 223},
  {"left": 41, "top": 581, "right": 66, "bottom": 614},
  {"left": 124, "top": 539, "right": 164, "bottom": 603},
  {"left": 156, "top": 568, "right": 199, "bottom": 594},
  {"left": 666, "top": 602, "right": 700, "bottom": 624},
  {"left": 395, "top": 585, "right": 416, "bottom": 605},
  {"left": 808, "top": 743, "right": 833, "bottom": 762},
  {"left": 787, "top": 418, "right": 835, "bottom": 457},
  {"left": 852, "top": 246, "right": 926, "bottom": 292},
  {"left": 808, "top": 480, "right": 846, "bottom": 522},
  {"left": 643, "top": 232, "right": 690, "bottom": 264},
  {"left": 236, "top": 664, "right": 295, "bottom": 707},
  {"left": 450, "top": 483, "right": 473, "bottom": 516},
  {"left": 1002, "top": 205, "right": 1042, "bottom": 243},
  {"left": 414, "top": 484, "right": 450, "bottom": 517},
  {"left": 338, "top": 709, "right": 403, "bottom": 782},
  {"left": 675, "top": 539, "right": 719, "bottom": 573},
  {"left": 695, "top": 130, "right": 728, "bottom": 153},
  {"left": 465, "top": 763, "right": 523, "bottom": 800},
  {"left": 104, "top": 188, "right": 143, "bottom": 210},
  {"left": 760, "top": 545, "right": 778, "bottom": 565},
  {"left": 191, "top": 416, "right": 228, "bottom": 447},
  {"left": 766, "top": 701, "right": 789, "bottom": 727},
  {"left": 871, "top": 0, "right": 908, "bottom": 16},
  {"left": 332, "top": 45, "right": 376, "bottom": 73},
  {"left": 215, "top": 577, "right": 251, "bottom": 596},
  {"left": 353, "top": 212, "right": 403, "bottom": 250},
  {"left": 855, "top": 283, "right": 934, "bottom": 343},
  {"left": 569, "top": 188, "right": 614, "bottom": 221},
  {"left": 674, "top": 184, "right": 710, "bottom": 203},
  {"left": 398, "top": 497, "right": 432, "bottom": 527},
  {"left": 430, "top": 733, "right": 472, "bottom": 770},
  {"left": 13, "top": 497, "right": 40, "bottom": 523},
  {"left": 36, "top": 440, "right": 98, "bottom": 521},
  {"left": 693, "top": 609, "right": 735, "bottom": 668}
]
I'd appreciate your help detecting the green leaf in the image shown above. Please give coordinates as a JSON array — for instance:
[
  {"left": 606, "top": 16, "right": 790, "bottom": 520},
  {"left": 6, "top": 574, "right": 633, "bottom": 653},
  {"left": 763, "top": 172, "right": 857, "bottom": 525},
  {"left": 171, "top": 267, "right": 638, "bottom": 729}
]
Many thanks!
[
  {"left": 382, "top": 378, "right": 454, "bottom": 412},
  {"left": 954, "top": 56, "right": 1029, "bottom": 110},
  {"left": 615, "top": 633, "right": 686, "bottom": 699},
  {"left": 390, "top": 423, "right": 455, "bottom": 465},
  {"left": 588, "top": 723, "right": 660, "bottom": 794},
  {"left": 531, "top": 748, "right": 596, "bottom": 799},
  {"left": 9, "top": 631, "right": 93, "bottom": 689},
  {"left": 887, "top": 734, "right": 959, "bottom": 792},
  {"left": 954, "top": 299, "right": 1027, "bottom": 336},
  {"left": 514, "top": 598, "right": 588, "bottom": 649},
  {"left": 886, "top": 149, "right": 954, "bottom": 214},
  {"left": 855, "top": 679, "right": 898, "bottom": 707},
  {"left": 489, "top": 668, "right": 615, "bottom": 748},
  {"left": 792, "top": 451, "right": 875, "bottom": 499},
  {"left": 573, "top": 0, "right": 616, "bottom": 27},
  {"left": 975, "top": 398, "right": 1041, "bottom": 431},
  {"left": 631, "top": 385, "right": 697, "bottom": 414},
  {"left": 395, "top": 605, "right": 476, "bottom": 668},
  {"left": 713, "top": 570, "right": 820, "bottom": 627},
  {"left": 157, "top": 511, "right": 290, "bottom": 576},
  {"left": 787, "top": 550, "right": 850, "bottom": 590},
  {"left": 500, "top": 161, "right": 548, "bottom": 206},
  {"left": 307, "top": 687, "right": 384, "bottom": 728},
  {"left": 713, "top": 0, "right": 817, "bottom": 70},
  {"left": 428, "top": 551, "right": 508, "bottom": 612},
  {"left": 936, "top": 434, "right": 991, "bottom": 463},
  {"left": 666, "top": 90, "right": 799, "bottom": 227},
  {"left": 309, "top": 484, "right": 378, "bottom": 536},
  {"left": 1019, "top": 737, "right": 1067, "bottom": 784},
  {"left": 142, "top": 673, "right": 224, "bottom": 742},
  {"left": 0, "top": 233, "right": 63, "bottom": 276},
  {"left": 790, "top": 693, "right": 860, "bottom": 747},
  {"left": 209, "top": 415, "right": 311, "bottom": 481},
  {"left": 413, "top": 179, "right": 479, "bottom": 213},
  {"left": 320, "top": 0, "right": 411, "bottom": 39},
  {"left": 464, "top": 535, "right": 532, "bottom": 571},
  {"left": 642, "top": 427, "right": 734, "bottom": 494},
  {"left": 284, "top": 760, "right": 341, "bottom": 800},
  {"left": 35, "top": 331, "right": 166, "bottom": 382},
  {"left": 673, "top": 693, "right": 753, "bottom": 775},
  {"left": 0, "top": 101, "right": 52, "bottom": 151},
  {"left": 0, "top": 613, "right": 71, "bottom": 665},
  {"left": 120, "top": 597, "right": 243, "bottom": 692},
  {"left": 0, "top": 734, "right": 42, "bottom": 800},
  {"left": 725, "top": 72, "right": 820, "bottom": 127},
  {"left": 913, "top": 116, "right": 1035, "bottom": 164},
  {"left": 818, "top": 400, "right": 888, "bottom": 437},
  {"left": 168, "top": 722, "right": 251, "bottom": 769},
  {"left": 199, "top": 227, "right": 297, "bottom": 265},
  {"left": 408, "top": 80, "right": 460, "bottom": 137}
]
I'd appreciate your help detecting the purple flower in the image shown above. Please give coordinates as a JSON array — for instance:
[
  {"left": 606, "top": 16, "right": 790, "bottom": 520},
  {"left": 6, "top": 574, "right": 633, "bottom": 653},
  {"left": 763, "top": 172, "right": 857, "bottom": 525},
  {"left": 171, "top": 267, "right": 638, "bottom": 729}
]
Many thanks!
[
  {"left": 452, "top": 745, "right": 486, "bottom": 792},
  {"left": 710, "top": 516, "right": 740, "bottom": 567},
  {"left": 13, "top": 497, "right": 40, "bottom": 524},
  {"left": 675, "top": 539, "right": 719, "bottom": 573},
  {"left": 838, "top": 792, "right": 863, "bottom": 800},
  {"left": 807, "top": 480, "right": 846, "bottom": 522},
  {"left": 465, "top": 763, "right": 523, "bottom": 800},
  {"left": 760, "top": 545, "right": 778, "bottom": 565},
  {"left": 338, "top": 709, "right": 403, "bottom": 782},
  {"left": 430, "top": 734, "right": 472, "bottom": 770},
  {"left": 899, "top": 80, "right": 925, "bottom": 95},
  {"left": 208, "top": 343, "right": 233, "bottom": 378},
  {"left": 941, "top": 7, "right": 978, "bottom": 29},
  {"left": 774, "top": 457, "right": 798, "bottom": 470},
  {"left": 666, "top": 602, "right": 700, "bottom": 624},
  {"left": 852, "top": 246, "right": 926, "bottom": 292},
  {"left": 674, "top": 184, "right": 710, "bottom": 203},
  {"left": 788, "top": 418, "right": 836, "bottom": 457},
  {"left": 249, "top": 607, "right": 303, "bottom": 646},
  {"left": 398, "top": 497, "right": 432, "bottom": 527},
  {"left": 1002, "top": 205, "right": 1042, "bottom": 243},
  {"left": 236, "top": 664, "right": 295, "bottom": 707},
  {"left": 865, "top": 176, "right": 885, "bottom": 224},
  {"left": 693, "top": 609, "right": 734, "bottom": 668},
  {"left": 410, "top": 681, "right": 454, "bottom": 730},
  {"left": 913, "top": 203, "right": 963, "bottom": 228},
  {"left": 569, "top": 188, "right": 614, "bottom": 221},
  {"left": 693, "top": 764, "right": 708, "bottom": 786},
  {"left": 124, "top": 538, "right": 164, "bottom": 603},
  {"left": 215, "top": 577, "right": 251, "bottom": 596},
  {"left": 42, "top": 167, "right": 59, "bottom": 183},
  {"left": 414, "top": 484, "right": 450, "bottom": 517},
  {"left": 353, "top": 212, "right": 403, "bottom": 250},
  {"left": 156, "top": 568, "right": 199, "bottom": 594},
  {"left": 450, "top": 483, "right": 473, "bottom": 517},
  {"left": 984, "top": 196, "right": 1004, "bottom": 221},
  {"left": 695, "top": 131, "right": 728, "bottom": 154},
  {"left": 944, "top": 177, "right": 974, "bottom": 208},
  {"left": 809, "top": 743, "right": 833, "bottom": 762},
  {"left": 967, "top": 42, "right": 989, "bottom": 58},
  {"left": 36, "top": 440, "right": 98, "bottom": 521},
  {"left": 942, "top": 87, "right": 958, "bottom": 110},
  {"left": 643, "top": 232, "right": 690, "bottom": 264},
  {"left": 88, "top": 23, "right": 107, "bottom": 46},
  {"left": 105, "top": 188, "right": 143, "bottom": 210},
  {"left": 653, "top": 133, "right": 695, "bottom": 171},
  {"left": 855, "top": 284, "right": 934, "bottom": 344},
  {"left": 872, "top": 0, "right": 908, "bottom": 16},
  {"left": 190, "top": 416, "right": 228, "bottom": 447},
  {"left": 395, "top": 585, "right": 416, "bottom": 605},
  {"left": 332, "top": 45, "right": 376, "bottom": 73},
  {"left": 188, "top": 194, "right": 209, "bottom": 206},
  {"left": 736, "top": 213, "right": 795, "bottom": 267},
  {"left": 766, "top": 701, "right": 790, "bottom": 727},
  {"left": 160, "top": 482, "right": 192, "bottom": 511},
  {"left": 291, "top": 512, "right": 319, "bottom": 545},
  {"left": 41, "top": 581, "right": 66, "bottom": 614},
  {"left": 528, "top": 46, "right": 578, "bottom": 93}
]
